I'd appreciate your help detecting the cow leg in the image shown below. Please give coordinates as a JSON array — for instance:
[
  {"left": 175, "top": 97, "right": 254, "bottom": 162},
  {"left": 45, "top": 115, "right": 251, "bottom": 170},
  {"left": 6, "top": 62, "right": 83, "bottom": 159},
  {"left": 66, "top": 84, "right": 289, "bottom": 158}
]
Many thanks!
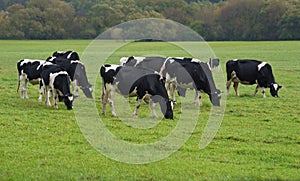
[
  {"left": 133, "top": 98, "right": 142, "bottom": 118},
  {"left": 254, "top": 86, "right": 266, "bottom": 98},
  {"left": 233, "top": 82, "right": 239, "bottom": 96},
  {"left": 226, "top": 80, "right": 232, "bottom": 96},
  {"left": 101, "top": 88, "right": 108, "bottom": 115},
  {"left": 108, "top": 89, "right": 116, "bottom": 117},
  {"left": 261, "top": 87, "right": 266, "bottom": 98},
  {"left": 72, "top": 80, "right": 80, "bottom": 97},
  {"left": 20, "top": 75, "right": 29, "bottom": 99},
  {"left": 53, "top": 90, "right": 58, "bottom": 109},
  {"left": 193, "top": 90, "right": 202, "bottom": 106},
  {"left": 38, "top": 81, "right": 44, "bottom": 102},
  {"left": 21, "top": 79, "right": 29, "bottom": 99},
  {"left": 168, "top": 82, "right": 176, "bottom": 102},
  {"left": 254, "top": 85, "right": 259, "bottom": 96},
  {"left": 149, "top": 99, "right": 158, "bottom": 119},
  {"left": 45, "top": 87, "right": 51, "bottom": 107},
  {"left": 198, "top": 92, "right": 202, "bottom": 107}
]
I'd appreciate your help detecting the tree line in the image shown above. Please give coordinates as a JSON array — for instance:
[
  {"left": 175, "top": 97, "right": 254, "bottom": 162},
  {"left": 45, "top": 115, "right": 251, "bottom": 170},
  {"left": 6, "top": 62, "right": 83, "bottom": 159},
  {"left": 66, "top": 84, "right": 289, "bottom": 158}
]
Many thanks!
[{"left": 0, "top": 0, "right": 299, "bottom": 40}]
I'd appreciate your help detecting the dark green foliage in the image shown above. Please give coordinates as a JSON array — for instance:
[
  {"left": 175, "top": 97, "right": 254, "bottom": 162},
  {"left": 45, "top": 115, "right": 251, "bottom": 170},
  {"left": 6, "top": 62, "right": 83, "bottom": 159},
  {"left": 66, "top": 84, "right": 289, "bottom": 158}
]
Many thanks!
[{"left": 0, "top": 0, "right": 299, "bottom": 40}]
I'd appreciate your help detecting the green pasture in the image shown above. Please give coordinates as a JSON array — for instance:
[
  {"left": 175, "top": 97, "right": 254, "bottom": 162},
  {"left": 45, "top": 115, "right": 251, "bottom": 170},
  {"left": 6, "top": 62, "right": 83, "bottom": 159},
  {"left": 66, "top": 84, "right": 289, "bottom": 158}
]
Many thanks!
[{"left": 0, "top": 40, "right": 299, "bottom": 180}]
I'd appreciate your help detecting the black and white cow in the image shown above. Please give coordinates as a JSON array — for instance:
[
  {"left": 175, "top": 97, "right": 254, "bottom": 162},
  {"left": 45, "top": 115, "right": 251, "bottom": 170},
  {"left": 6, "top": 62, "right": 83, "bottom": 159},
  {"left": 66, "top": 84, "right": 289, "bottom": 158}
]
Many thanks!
[
  {"left": 160, "top": 57, "right": 221, "bottom": 106},
  {"left": 41, "top": 64, "right": 76, "bottom": 110},
  {"left": 46, "top": 56, "right": 93, "bottom": 98},
  {"left": 52, "top": 50, "right": 80, "bottom": 60},
  {"left": 226, "top": 59, "right": 282, "bottom": 98},
  {"left": 100, "top": 64, "right": 174, "bottom": 119},
  {"left": 17, "top": 59, "right": 53, "bottom": 101},
  {"left": 120, "top": 56, "right": 187, "bottom": 98}
]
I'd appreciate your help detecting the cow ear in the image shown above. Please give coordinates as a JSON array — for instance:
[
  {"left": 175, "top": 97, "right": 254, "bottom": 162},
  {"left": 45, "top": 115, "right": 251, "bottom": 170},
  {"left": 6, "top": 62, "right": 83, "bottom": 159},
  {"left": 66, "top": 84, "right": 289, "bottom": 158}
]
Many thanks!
[{"left": 278, "top": 85, "right": 282, "bottom": 89}]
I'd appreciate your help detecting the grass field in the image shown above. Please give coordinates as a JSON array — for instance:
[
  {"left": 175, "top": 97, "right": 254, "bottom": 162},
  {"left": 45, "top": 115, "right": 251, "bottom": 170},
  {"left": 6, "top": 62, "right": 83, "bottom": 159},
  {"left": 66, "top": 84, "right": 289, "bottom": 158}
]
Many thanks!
[{"left": 0, "top": 40, "right": 299, "bottom": 180}]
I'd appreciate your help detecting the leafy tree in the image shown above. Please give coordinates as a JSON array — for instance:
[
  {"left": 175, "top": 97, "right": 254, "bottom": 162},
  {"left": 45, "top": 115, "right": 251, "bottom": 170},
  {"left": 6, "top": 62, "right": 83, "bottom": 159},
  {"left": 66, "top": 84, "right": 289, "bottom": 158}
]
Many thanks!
[
  {"left": 8, "top": 0, "right": 74, "bottom": 39},
  {"left": 218, "top": 0, "right": 265, "bottom": 40},
  {"left": 279, "top": 5, "right": 300, "bottom": 40}
]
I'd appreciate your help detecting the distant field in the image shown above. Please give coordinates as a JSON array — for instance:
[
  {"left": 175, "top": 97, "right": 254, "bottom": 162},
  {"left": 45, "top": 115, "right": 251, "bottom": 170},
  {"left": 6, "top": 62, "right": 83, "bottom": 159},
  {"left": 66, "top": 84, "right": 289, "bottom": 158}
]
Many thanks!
[{"left": 0, "top": 40, "right": 299, "bottom": 180}]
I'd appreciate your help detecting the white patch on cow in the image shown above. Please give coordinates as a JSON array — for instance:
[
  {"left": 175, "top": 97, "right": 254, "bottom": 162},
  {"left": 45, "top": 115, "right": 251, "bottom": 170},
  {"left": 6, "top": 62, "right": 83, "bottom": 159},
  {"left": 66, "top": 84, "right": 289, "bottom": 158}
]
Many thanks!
[
  {"left": 67, "top": 52, "right": 73, "bottom": 59},
  {"left": 273, "top": 83, "right": 279, "bottom": 91},
  {"left": 71, "top": 60, "right": 81, "bottom": 64},
  {"left": 133, "top": 56, "right": 146, "bottom": 66},
  {"left": 233, "top": 59, "right": 238, "bottom": 61},
  {"left": 68, "top": 96, "right": 74, "bottom": 101},
  {"left": 105, "top": 64, "right": 120, "bottom": 72},
  {"left": 206, "top": 62, "right": 212, "bottom": 70},
  {"left": 47, "top": 57, "right": 56, "bottom": 62},
  {"left": 258, "top": 62, "right": 267, "bottom": 71},
  {"left": 119, "top": 57, "right": 128, "bottom": 65},
  {"left": 191, "top": 58, "right": 201, "bottom": 63},
  {"left": 37, "top": 61, "right": 52, "bottom": 70},
  {"left": 170, "top": 100, "right": 174, "bottom": 110},
  {"left": 174, "top": 57, "right": 184, "bottom": 60},
  {"left": 49, "top": 71, "right": 69, "bottom": 88},
  {"left": 169, "top": 59, "right": 175, "bottom": 64},
  {"left": 20, "top": 59, "right": 43, "bottom": 66},
  {"left": 129, "top": 86, "right": 138, "bottom": 97}
]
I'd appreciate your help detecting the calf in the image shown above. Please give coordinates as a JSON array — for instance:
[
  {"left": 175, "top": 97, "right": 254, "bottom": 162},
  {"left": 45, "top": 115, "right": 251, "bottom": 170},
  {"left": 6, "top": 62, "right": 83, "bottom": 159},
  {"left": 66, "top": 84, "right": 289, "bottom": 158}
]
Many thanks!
[
  {"left": 160, "top": 57, "right": 221, "bottom": 106},
  {"left": 46, "top": 56, "right": 93, "bottom": 98},
  {"left": 226, "top": 59, "right": 282, "bottom": 98},
  {"left": 17, "top": 59, "right": 52, "bottom": 101},
  {"left": 100, "top": 64, "right": 174, "bottom": 119},
  {"left": 41, "top": 64, "right": 76, "bottom": 110}
]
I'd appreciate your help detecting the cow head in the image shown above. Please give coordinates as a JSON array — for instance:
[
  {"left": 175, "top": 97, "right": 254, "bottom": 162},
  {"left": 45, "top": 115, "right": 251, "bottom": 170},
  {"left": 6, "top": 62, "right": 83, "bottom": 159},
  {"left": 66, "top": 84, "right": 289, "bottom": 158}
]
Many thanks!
[
  {"left": 270, "top": 83, "right": 282, "bottom": 97},
  {"left": 210, "top": 89, "right": 221, "bottom": 106},
  {"left": 62, "top": 94, "right": 77, "bottom": 110},
  {"left": 163, "top": 99, "right": 174, "bottom": 120},
  {"left": 74, "top": 63, "right": 93, "bottom": 98}
]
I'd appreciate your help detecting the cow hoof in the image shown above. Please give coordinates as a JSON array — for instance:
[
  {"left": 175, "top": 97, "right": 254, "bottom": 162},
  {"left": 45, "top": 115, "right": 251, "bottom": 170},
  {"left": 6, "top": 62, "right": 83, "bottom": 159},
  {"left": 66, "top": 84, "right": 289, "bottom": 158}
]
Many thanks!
[
  {"left": 112, "top": 113, "right": 117, "bottom": 117},
  {"left": 133, "top": 115, "right": 138, "bottom": 119}
]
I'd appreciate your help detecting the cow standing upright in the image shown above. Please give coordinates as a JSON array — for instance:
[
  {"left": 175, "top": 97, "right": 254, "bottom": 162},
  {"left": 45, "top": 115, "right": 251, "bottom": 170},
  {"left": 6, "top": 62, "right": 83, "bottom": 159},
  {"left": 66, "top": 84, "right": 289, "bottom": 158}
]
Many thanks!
[
  {"left": 46, "top": 56, "right": 93, "bottom": 98},
  {"left": 17, "top": 59, "right": 53, "bottom": 101},
  {"left": 160, "top": 57, "right": 221, "bottom": 106},
  {"left": 226, "top": 59, "right": 282, "bottom": 98},
  {"left": 100, "top": 64, "right": 174, "bottom": 119},
  {"left": 41, "top": 64, "right": 76, "bottom": 110}
]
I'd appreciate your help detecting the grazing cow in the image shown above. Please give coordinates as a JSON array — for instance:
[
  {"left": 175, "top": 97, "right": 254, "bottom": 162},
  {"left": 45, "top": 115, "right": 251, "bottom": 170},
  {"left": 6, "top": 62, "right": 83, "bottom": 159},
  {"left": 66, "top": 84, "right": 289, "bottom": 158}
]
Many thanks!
[
  {"left": 160, "top": 57, "right": 221, "bottom": 106},
  {"left": 52, "top": 50, "right": 80, "bottom": 60},
  {"left": 208, "top": 58, "right": 220, "bottom": 71},
  {"left": 100, "top": 64, "right": 174, "bottom": 119},
  {"left": 120, "top": 56, "right": 187, "bottom": 99},
  {"left": 41, "top": 64, "right": 76, "bottom": 110},
  {"left": 46, "top": 56, "right": 93, "bottom": 98},
  {"left": 17, "top": 59, "right": 52, "bottom": 101},
  {"left": 226, "top": 59, "right": 282, "bottom": 98}
]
